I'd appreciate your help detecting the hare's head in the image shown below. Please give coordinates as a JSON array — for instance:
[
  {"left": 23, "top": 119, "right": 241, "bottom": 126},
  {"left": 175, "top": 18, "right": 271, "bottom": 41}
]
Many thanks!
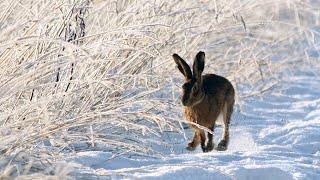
[{"left": 173, "top": 51, "right": 205, "bottom": 107}]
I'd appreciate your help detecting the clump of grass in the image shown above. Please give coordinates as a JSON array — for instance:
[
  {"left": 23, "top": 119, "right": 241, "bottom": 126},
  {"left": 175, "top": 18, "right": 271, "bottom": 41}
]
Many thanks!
[{"left": 0, "top": 0, "right": 319, "bottom": 178}]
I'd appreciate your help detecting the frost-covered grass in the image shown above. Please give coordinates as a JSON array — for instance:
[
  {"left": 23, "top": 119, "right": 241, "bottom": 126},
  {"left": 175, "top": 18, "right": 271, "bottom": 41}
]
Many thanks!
[{"left": 0, "top": 0, "right": 319, "bottom": 178}]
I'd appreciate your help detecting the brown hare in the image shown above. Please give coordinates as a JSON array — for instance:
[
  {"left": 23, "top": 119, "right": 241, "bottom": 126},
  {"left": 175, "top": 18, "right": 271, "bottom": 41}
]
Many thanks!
[{"left": 173, "top": 51, "right": 235, "bottom": 152}]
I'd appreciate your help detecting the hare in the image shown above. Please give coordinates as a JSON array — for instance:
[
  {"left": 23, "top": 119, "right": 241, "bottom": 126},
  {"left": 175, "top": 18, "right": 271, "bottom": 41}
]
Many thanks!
[{"left": 173, "top": 51, "right": 235, "bottom": 152}]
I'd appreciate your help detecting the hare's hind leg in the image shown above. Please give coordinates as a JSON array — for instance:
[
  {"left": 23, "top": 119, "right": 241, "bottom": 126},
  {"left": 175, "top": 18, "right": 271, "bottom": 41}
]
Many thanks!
[
  {"left": 217, "top": 103, "right": 233, "bottom": 151},
  {"left": 186, "top": 129, "right": 205, "bottom": 151}
]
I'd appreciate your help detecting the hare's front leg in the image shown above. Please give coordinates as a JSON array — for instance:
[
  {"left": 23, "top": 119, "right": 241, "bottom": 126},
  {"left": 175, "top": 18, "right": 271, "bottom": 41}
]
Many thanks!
[
  {"left": 199, "top": 130, "right": 206, "bottom": 152},
  {"left": 186, "top": 130, "right": 205, "bottom": 151},
  {"left": 204, "top": 125, "right": 215, "bottom": 152},
  {"left": 186, "top": 130, "right": 200, "bottom": 151}
]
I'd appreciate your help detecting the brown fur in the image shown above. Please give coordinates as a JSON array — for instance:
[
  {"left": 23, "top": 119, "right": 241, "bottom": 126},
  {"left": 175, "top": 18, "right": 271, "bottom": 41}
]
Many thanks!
[{"left": 173, "top": 52, "right": 235, "bottom": 152}]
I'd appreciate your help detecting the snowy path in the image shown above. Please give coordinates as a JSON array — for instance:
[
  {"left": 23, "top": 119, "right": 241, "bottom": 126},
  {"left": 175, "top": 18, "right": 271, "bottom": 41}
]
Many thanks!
[{"left": 67, "top": 72, "right": 320, "bottom": 179}]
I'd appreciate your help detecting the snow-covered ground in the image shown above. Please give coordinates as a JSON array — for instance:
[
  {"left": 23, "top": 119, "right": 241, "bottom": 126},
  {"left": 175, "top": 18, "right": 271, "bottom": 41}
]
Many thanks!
[{"left": 66, "top": 68, "right": 320, "bottom": 179}]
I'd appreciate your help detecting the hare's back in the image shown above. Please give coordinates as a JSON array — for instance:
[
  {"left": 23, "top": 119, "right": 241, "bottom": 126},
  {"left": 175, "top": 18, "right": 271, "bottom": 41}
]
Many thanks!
[{"left": 202, "top": 74, "right": 234, "bottom": 96}]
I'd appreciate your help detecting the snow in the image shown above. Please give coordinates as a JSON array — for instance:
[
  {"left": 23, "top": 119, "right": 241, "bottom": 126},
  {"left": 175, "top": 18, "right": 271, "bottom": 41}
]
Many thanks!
[{"left": 65, "top": 69, "right": 320, "bottom": 179}]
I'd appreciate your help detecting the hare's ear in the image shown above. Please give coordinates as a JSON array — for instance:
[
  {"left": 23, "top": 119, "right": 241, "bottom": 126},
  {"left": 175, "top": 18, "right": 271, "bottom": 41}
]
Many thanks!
[
  {"left": 193, "top": 51, "right": 205, "bottom": 81},
  {"left": 173, "top": 53, "right": 192, "bottom": 80}
]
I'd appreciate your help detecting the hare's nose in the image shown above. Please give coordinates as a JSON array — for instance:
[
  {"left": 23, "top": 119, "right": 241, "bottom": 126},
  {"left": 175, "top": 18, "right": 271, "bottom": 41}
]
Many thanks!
[{"left": 181, "top": 98, "right": 188, "bottom": 106}]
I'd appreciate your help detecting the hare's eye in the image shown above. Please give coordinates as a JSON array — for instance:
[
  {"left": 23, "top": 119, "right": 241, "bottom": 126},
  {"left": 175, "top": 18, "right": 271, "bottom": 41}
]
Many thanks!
[{"left": 192, "top": 85, "right": 198, "bottom": 92}]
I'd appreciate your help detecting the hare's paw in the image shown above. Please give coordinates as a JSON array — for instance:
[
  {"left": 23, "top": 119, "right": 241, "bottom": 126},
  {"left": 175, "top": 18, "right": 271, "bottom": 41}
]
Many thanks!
[
  {"left": 186, "top": 146, "right": 196, "bottom": 151},
  {"left": 217, "top": 140, "right": 228, "bottom": 151},
  {"left": 205, "top": 143, "right": 214, "bottom": 152},
  {"left": 201, "top": 143, "right": 207, "bottom": 152},
  {"left": 186, "top": 142, "right": 197, "bottom": 151}
]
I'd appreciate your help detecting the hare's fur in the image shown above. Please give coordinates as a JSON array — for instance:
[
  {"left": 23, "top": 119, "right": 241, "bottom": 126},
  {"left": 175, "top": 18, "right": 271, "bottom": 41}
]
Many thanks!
[{"left": 173, "top": 51, "right": 235, "bottom": 152}]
